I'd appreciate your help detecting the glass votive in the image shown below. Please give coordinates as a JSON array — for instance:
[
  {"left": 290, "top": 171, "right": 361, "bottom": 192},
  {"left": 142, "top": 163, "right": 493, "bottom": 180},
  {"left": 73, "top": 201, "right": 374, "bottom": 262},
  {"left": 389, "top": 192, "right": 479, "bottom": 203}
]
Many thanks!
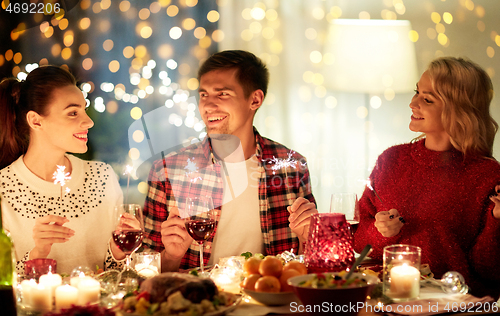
[
  {"left": 70, "top": 266, "right": 94, "bottom": 287},
  {"left": 383, "top": 244, "right": 421, "bottom": 302},
  {"left": 304, "top": 213, "right": 355, "bottom": 273},
  {"left": 25, "top": 258, "right": 57, "bottom": 281},
  {"left": 210, "top": 267, "right": 241, "bottom": 294},
  {"left": 132, "top": 251, "right": 161, "bottom": 279}
]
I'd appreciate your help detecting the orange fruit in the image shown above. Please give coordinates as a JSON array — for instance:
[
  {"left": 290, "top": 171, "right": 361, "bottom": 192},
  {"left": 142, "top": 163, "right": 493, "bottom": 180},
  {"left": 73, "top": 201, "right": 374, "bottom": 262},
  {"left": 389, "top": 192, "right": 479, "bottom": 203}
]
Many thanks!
[
  {"left": 258, "top": 256, "right": 283, "bottom": 278},
  {"left": 279, "top": 269, "right": 301, "bottom": 292},
  {"left": 244, "top": 257, "right": 262, "bottom": 276},
  {"left": 241, "top": 274, "right": 261, "bottom": 291},
  {"left": 283, "top": 261, "right": 308, "bottom": 275},
  {"left": 255, "top": 275, "right": 281, "bottom": 293}
]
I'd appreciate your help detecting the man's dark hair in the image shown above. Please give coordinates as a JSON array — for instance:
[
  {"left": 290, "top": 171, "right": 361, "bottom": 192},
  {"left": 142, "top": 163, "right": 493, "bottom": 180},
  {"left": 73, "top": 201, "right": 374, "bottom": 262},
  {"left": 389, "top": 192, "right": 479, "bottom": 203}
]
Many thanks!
[{"left": 197, "top": 50, "right": 269, "bottom": 99}]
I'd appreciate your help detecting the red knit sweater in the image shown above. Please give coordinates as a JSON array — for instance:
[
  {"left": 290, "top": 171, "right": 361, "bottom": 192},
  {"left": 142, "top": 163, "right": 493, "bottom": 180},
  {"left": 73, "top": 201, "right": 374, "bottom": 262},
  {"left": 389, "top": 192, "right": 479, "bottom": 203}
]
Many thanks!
[{"left": 354, "top": 139, "right": 500, "bottom": 297}]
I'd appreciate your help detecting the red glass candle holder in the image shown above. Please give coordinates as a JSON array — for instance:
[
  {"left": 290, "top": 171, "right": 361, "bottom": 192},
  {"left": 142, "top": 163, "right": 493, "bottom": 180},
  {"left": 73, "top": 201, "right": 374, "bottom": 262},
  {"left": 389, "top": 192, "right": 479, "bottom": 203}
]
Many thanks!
[
  {"left": 24, "top": 258, "right": 57, "bottom": 280},
  {"left": 304, "top": 213, "right": 355, "bottom": 273}
]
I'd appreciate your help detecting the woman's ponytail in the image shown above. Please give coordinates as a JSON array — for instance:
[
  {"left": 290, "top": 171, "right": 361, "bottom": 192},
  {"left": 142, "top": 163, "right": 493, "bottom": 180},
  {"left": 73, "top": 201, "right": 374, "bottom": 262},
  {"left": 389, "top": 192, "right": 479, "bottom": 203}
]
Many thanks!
[{"left": 0, "top": 78, "right": 26, "bottom": 169}]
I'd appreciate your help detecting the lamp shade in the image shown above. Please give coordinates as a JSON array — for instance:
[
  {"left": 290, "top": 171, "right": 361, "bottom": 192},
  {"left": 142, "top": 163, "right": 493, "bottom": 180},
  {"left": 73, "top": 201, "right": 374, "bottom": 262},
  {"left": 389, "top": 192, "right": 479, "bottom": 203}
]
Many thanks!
[{"left": 323, "top": 19, "right": 418, "bottom": 94}]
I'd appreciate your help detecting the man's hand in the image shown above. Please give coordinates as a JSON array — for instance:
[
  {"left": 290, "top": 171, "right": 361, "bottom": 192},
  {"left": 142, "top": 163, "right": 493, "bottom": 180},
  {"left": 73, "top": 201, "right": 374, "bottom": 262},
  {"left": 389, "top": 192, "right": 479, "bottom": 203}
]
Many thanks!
[
  {"left": 161, "top": 207, "right": 193, "bottom": 267},
  {"left": 374, "top": 209, "right": 404, "bottom": 237},
  {"left": 287, "top": 197, "right": 318, "bottom": 242},
  {"left": 31, "top": 215, "right": 74, "bottom": 259}
]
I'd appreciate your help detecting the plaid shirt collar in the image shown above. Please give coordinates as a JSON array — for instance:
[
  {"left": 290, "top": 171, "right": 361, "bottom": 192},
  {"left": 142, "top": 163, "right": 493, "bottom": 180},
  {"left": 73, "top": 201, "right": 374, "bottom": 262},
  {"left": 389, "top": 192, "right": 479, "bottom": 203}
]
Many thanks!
[{"left": 203, "top": 127, "right": 265, "bottom": 164}]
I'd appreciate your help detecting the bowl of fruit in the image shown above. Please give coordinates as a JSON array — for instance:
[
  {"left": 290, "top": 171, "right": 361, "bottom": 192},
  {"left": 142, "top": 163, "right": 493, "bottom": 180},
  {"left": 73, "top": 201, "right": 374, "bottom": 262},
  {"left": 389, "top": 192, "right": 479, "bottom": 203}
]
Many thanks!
[
  {"left": 287, "top": 271, "right": 379, "bottom": 316},
  {"left": 240, "top": 255, "right": 307, "bottom": 306}
]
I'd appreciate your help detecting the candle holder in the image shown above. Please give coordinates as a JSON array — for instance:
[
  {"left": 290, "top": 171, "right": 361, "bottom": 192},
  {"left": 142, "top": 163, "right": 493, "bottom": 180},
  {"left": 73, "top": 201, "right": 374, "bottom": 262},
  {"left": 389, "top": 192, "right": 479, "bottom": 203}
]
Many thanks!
[
  {"left": 383, "top": 244, "right": 421, "bottom": 302},
  {"left": 24, "top": 259, "right": 57, "bottom": 281},
  {"left": 304, "top": 213, "right": 355, "bottom": 273},
  {"left": 132, "top": 251, "right": 161, "bottom": 279}
]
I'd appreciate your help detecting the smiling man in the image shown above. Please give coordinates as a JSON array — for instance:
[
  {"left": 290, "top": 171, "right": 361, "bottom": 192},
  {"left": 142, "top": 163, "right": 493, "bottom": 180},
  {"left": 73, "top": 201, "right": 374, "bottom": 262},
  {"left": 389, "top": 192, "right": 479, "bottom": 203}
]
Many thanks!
[{"left": 142, "top": 50, "right": 318, "bottom": 272}]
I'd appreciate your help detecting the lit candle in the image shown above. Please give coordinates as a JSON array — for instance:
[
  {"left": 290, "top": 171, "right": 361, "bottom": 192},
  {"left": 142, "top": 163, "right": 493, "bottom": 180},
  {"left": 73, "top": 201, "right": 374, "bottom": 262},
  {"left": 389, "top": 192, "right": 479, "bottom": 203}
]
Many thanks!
[
  {"left": 390, "top": 264, "right": 420, "bottom": 298},
  {"left": 30, "top": 284, "right": 52, "bottom": 311},
  {"left": 20, "top": 279, "right": 37, "bottom": 306},
  {"left": 70, "top": 272, "right": 86, "bottom": 287},
  {"left": 55, "top": 285, "right": 79, "bottom": 310},
  {"left": 135, "top": 263, "right": 159, "bottom": 278},
  {"left": 39, "top": 272, "right": 62, "bottom": 297},
  {"left": 77, "top": 277, "right": 101, "bottom": 305}
]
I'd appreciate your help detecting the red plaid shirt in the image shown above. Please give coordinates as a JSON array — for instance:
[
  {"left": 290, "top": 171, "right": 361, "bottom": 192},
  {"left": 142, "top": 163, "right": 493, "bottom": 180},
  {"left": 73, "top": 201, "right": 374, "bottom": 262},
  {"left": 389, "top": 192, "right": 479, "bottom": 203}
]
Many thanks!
[{"left": 142, "top": 128, "right": 316, "bottom": 270}]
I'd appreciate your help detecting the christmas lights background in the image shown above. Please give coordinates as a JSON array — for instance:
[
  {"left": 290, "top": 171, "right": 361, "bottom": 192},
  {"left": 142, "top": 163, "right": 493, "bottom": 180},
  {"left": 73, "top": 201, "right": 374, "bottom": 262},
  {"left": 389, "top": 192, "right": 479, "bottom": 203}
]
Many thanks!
[{"left": 1, "top": 0, "right": 499, "bottom": 212}]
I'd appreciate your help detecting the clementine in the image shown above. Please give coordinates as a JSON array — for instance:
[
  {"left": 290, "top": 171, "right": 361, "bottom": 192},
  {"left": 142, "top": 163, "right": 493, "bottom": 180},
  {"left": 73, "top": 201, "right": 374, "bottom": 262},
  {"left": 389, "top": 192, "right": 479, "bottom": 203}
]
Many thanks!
[
  {"left": 279, "top": 269, "right": 301, "bottom": 292},
  {"left": 254, "top": 275, "right": 281, "bottom": 293},
  {"left": 283, "top": 261, "right": 308, "bottom": 275},
  {"left": 258, "top": 256, "right": 283, "bottom": 278},
  {"left": 241, "top": 273, "right": 261, "bottom": 291},
  {"left": 243, "top": 257, "right": 262, "bottom": 276}
]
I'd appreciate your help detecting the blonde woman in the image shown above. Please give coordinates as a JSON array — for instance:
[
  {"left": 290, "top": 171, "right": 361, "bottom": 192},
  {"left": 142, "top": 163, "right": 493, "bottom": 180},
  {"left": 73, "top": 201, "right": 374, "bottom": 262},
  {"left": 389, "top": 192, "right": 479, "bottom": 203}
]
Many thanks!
[{"left": 354, "top": 57, "right": 500, "bottom": 298}]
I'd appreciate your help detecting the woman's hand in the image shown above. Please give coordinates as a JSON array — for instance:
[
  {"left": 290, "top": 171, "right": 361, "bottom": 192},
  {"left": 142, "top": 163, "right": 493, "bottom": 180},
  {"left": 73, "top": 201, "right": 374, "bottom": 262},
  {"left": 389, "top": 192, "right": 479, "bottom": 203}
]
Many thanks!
[
  {"left": 374, "top": 209, "right": 404, "bottom": 237},
  {"left": 31, "top": 215, "right": 74, "bottom": 259},
  {"left": 489, "top": 184, "right": 500, "bottom": 219},
  {"left": 288, "top": 197, "right": 318, "bottom": 243},
  {"left": 110, "top": 213, "right": 142, "bottom": 260}
]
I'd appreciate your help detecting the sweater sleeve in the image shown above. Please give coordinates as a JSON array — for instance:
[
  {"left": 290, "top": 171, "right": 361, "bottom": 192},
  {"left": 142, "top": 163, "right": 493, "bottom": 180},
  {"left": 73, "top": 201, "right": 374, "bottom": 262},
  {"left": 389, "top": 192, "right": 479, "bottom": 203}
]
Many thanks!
[
  {"left": 353, "top": 153, "right": 403, "bottom": 260},
  {"left": 469, "top": 201, "right": 500, "bottom": 282}
]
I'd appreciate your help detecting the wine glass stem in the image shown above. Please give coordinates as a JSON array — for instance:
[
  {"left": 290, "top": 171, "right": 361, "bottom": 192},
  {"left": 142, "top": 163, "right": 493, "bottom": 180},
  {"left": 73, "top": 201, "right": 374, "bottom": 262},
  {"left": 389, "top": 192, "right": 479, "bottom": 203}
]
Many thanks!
[
  {"left": 199, "top": 243, "right": 204, "bottom": 273},
  {"left": 126, "top": 254, "right": 131, "bottom": 269}
]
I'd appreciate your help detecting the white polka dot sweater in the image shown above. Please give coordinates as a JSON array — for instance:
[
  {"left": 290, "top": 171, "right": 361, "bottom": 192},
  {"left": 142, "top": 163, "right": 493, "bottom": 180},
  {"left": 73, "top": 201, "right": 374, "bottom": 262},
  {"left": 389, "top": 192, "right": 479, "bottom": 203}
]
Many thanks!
[{"left": 0, "top": 155, "right": 124, "bottom": 274}]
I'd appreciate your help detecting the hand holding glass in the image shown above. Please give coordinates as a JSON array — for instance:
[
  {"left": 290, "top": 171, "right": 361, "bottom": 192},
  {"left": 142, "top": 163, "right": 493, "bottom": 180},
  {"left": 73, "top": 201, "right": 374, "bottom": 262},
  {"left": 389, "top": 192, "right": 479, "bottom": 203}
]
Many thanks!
[
  {"left": 184, "top": 196, "right": 216, "bottom": 276},
  {"left": 112, "top": 204, "right": 144, "bottom": 273}
]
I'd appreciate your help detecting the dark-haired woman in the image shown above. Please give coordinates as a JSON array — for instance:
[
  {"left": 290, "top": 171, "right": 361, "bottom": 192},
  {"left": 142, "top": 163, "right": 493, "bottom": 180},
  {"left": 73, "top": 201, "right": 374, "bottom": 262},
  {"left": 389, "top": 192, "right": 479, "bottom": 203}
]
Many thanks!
[{"left": 0, "top": 66, "right": 129, "bottom": 274}]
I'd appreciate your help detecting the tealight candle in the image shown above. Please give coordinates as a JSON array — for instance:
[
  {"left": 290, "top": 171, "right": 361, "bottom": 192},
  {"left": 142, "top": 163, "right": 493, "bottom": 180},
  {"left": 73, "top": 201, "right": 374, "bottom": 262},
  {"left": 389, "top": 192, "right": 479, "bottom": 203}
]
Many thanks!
[
  {"left": 30, "top": 284, "right": 52, "bottom": 311},
  {"left": 77, "top": 277, "right": 100, "bottom": 305},
  {"left": 390, "top": 264, "right": 420, "bottom": 298},
  {"left": 135, "top": 263, "right": 159, "bottom": 278},
  {"left": 55, "top": 285, "right": 79, "bottom": 310},
  {"left": 20, "top": 279, "right": 37, "bottom": 306}
]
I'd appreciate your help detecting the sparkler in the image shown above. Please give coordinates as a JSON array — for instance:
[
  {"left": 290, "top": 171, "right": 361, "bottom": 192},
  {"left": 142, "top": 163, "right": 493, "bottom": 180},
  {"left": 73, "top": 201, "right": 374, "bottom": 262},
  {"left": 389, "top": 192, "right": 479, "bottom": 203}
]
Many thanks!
[
  {"left": 123, "top": 165, "right": 133, "bottom": 205},
  {"left": 53, "top": 165, "right": 71, "bottom": 202},
  {"left": 364, "top": 179, "right": 386, "bottom": 208},
  {"left": 360, "top": 179, "right": 405, "bottom": 223},
  {"left": 269, "top": 151, "right": 307, "bottom": 208}
]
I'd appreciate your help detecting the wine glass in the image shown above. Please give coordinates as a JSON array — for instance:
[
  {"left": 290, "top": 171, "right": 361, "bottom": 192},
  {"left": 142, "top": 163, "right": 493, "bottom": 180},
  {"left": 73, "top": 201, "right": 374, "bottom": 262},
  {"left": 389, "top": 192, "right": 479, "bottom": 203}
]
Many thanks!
[
  {"left": 112, "top": 204, "right": 144, "bottom": 290},
  {"left": 184, "top": 196, "right": 216, "bottom": 277},
  {"left": 330, "top": 193, "right": 359, "bottom": 235}
]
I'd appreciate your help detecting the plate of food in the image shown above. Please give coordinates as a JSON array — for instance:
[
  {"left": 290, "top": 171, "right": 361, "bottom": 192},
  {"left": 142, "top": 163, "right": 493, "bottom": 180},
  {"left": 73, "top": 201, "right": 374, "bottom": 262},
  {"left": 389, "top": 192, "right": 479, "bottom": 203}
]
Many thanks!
[{"left": 117, "top": 272, "right": 241, "bottom": 316}]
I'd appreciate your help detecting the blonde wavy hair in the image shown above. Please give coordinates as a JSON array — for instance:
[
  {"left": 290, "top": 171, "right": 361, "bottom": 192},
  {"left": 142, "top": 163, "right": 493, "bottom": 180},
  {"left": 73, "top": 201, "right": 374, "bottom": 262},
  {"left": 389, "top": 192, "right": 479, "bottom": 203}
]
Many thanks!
[{"left": 416, "top": 57, "right": 498, "bottom": 158}]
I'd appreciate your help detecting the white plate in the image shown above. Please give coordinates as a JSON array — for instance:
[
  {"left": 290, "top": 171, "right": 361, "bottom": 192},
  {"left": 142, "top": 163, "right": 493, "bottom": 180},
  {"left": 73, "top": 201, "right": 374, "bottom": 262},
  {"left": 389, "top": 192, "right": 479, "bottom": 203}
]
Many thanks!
[
  {"left": 119, "top": 294, "right": 242, "bottom": 316},
  {"left": 242, "top": 289, "right": 298, "bottom": 306}
]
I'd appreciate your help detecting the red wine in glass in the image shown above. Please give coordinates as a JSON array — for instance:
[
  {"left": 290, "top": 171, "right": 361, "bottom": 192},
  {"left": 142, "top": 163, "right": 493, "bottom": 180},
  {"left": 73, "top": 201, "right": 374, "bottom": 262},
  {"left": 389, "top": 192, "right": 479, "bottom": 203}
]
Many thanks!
[
  {"left": 112, "top": 230, "right": 144, "bottom": 254},
  {"left": 184, "top": 196, "right": 216, "bottom": 276},
  {"left": 185, "top": 219, "right": 216, "bottom": 243}
]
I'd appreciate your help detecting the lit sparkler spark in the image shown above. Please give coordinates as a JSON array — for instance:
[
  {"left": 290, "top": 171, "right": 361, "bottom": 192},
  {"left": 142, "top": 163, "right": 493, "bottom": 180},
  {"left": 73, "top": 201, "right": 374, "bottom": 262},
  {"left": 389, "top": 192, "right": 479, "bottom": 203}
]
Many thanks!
[
  {"left": 360, "top": 179, "right": 386, "bottom": 209},
  {"left": 269, "top": 151, "right": 307, "bottom": 208},
  {"left": 65, "top": 187, "right": 71, "bottom": 195},
  {"left": 53, "top": 165, "right": 71, "bottom": 200},
  {"left": 184, "top": 158, "right": 202, "bottom": 183},
  {"left": 53, "top": 165, "right": 71, "bottom": 187},
  {"left": 269, "top": 151, "right": 306, "bottom": 175}
]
